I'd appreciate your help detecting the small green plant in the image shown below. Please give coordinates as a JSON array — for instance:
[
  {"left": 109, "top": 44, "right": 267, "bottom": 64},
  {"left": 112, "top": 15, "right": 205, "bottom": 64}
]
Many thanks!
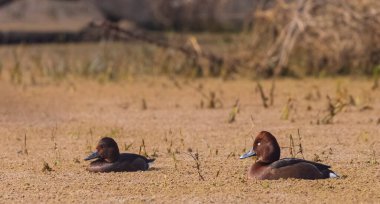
[
  {"left": 10, "top": 49, "right": 23, "bottom": 85},
  {"left": 357, "top": 131, "right": 370, "bottom": 143},
  {"left": 228, "top": 99, "right": 240, "bottom": 123},
  {"left": 260, "top": 181, "right": 270, "bottom": 189},
  {"left": 0, "top": 61, "right": 3, "bottom": 79},
  {"left": 281, "top": 97, "right": 294, "bottom": 120},
  {"left": 172, "top": 152, "right": 178, "bottom": 170},
  {"left": 54, "top": 142, "right": 60, "bottom": 164},
  {"left": 319, "top": 95, "right": 347, "bottom": 124},
  {"left": 372, "top": 65, "right": 380, "bottom": 90},
  {"left": 369, "top": 150, "right": 378, "bottom": 165}
]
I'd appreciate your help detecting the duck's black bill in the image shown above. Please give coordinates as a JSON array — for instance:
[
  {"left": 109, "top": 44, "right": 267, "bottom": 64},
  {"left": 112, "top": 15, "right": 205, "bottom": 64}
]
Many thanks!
[
  {"left": 240, "top": 149, "right": 256, "bottom": 159},
  {"left": 84, "top": 151, "right": 100, "bottom": 161}
]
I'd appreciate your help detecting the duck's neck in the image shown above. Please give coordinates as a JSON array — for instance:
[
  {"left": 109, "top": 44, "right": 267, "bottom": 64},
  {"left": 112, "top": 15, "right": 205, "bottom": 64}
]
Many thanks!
[
  {"left": 105, "top": 153, "right": 119, "bottom": 163},
  {"left": 249, "top": 161, "right": 271, "bottom": 179},
  {"left": 254, "top": 160, "right": 271, "bottom": 168}
]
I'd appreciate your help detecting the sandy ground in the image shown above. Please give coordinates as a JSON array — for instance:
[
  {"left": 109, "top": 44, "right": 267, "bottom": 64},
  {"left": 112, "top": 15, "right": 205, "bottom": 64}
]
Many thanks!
[{"left": 0, "top": 77, "right": 379, "bottom": 203}]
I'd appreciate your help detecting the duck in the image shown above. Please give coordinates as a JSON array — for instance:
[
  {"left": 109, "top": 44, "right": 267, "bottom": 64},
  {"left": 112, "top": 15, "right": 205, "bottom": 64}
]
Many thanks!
[
  {"left": 84, "top": 137, "right": 155, "bottom": 173},
  {"left": 240, "top": 131, "right": 339, "bottom": 180}
]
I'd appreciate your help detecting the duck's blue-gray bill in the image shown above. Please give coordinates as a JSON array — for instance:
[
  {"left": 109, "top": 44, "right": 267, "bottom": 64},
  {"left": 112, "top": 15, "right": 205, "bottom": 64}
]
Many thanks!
[
  {"left": 84, "top": 151, "right": 100, "bottom": 161},
  {"left": 240, "top": 149, "right": 256, "bottom": 159}
]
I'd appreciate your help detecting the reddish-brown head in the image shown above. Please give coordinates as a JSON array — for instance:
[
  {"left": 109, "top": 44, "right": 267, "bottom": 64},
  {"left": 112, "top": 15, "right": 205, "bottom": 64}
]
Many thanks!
[
  {"left": 240, "top": 131, "right": 281, "bottom": 163},
  {"left": 84, "top": 137, "right": 120, "bottom": 163}
]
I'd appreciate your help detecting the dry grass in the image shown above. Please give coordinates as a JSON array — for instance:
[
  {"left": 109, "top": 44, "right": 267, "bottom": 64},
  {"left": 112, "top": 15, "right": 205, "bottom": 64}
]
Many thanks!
[
  {"left": 243, "top": 0, "right": 380, "bottom": 77},
  {"left": 1, "top": 1, "right": 379, "bottom": 78}
]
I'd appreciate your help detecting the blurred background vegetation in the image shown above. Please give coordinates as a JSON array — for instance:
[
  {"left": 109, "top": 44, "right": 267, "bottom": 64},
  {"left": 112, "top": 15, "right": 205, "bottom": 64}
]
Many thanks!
[{"left": 0, "top": 0, "right": 379, "bottom": 82}]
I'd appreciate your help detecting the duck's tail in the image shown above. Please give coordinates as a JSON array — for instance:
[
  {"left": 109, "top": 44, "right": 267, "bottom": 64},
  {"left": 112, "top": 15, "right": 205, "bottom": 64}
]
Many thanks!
[
  {"left": 327, "top": 170, "right": 339, "bottom": 178},
  {"left": 147, "top": 158, "right": 155, "bottom": 168}
]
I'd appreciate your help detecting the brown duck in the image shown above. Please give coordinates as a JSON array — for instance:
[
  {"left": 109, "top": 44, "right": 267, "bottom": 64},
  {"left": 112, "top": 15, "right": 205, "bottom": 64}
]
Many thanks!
[
  {"left": 85, "top": 137, "right": 155, "bottom": 173},
  {"left": 240, "top": 131, "right": 339, "bottom": 180}
]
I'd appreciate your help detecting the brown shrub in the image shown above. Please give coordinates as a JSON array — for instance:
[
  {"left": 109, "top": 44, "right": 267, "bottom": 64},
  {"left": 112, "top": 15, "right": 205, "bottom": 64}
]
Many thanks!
[{"left": 244, "top": 0, "right": 380, "bottom": 76}]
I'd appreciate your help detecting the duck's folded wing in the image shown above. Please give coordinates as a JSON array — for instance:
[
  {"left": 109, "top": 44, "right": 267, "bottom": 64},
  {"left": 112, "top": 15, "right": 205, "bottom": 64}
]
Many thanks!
[
  {"left": 120, "top": 153, "right": 155, "bottom": 163},
  {"left": 271, "top": 158, "right": 331, "bottom": 170}
]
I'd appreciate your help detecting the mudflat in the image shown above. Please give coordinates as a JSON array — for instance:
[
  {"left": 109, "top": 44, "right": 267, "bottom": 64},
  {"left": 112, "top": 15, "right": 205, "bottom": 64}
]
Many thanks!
[{"left": 0, "top": 77, "right": 379, "bottom": 203}]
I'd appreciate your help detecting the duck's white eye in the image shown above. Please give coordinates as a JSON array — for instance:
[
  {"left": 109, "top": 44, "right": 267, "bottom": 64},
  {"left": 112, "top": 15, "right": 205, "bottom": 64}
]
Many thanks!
[{"left": 257, "top": 142, "right": 261, "bottom": 146}]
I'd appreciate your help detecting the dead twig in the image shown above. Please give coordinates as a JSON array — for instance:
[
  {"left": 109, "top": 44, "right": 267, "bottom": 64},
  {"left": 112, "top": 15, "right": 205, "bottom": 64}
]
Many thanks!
[
  {"left": 187, "top": 151, "right": 205, "bottom": 181},
  {"left": 297, "top": 129, "right": 305, "bottom": 159},
  {"left": 256, "top": 82, "right": 269, "bottom": 108},
  {"left": 42, "top": 161, "right": 53, "bottom": 172},
  {"left": 282, "top": 130, "right": 304, "bottom": 158},
  {"left": 139, "top": 139, "right": 148, "bottom": 157},
  {"left": 23, "top": 133, "right": 28, "bottom": 155},
  {"left": 124, "top": 142, "right": 133, "bottom": 151},
  {"left": 51, "top": 123, "right": 58, "bottom": 141},
  {"left": 141, "top": 99, "right": 148, "bottom": 110},
  {"left": 289, "top": 134, "right": 295, "bottom": 158},
  {"left": 269, "top": 79, "right": 276, "bottom": 106}
]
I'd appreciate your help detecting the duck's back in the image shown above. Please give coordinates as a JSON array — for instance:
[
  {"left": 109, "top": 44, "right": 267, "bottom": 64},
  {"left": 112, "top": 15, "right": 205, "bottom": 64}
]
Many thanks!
[
  {"left": 88, "top": 153, "right": 155, "bottom": 173},
  {"left": 267, "top": 158, "right": 336, "bottom": 180}
]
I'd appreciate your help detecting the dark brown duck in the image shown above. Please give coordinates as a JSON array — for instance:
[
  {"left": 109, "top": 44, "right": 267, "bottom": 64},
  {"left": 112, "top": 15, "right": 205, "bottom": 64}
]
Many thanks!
[
  {"left": 240, "top": 131, "right": 339, "bottom": 180},
  {"left": 85, "top": 137, "right": 155, "bottom": 173}
]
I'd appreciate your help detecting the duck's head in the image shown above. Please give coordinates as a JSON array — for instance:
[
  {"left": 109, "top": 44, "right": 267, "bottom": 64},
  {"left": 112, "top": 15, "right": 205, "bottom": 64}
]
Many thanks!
[
  {"left": 85, "top": 137, "right": 120, "bottom": 163},
  {"left": 240, "top": 131, "right": 280, "bottom": 163}
]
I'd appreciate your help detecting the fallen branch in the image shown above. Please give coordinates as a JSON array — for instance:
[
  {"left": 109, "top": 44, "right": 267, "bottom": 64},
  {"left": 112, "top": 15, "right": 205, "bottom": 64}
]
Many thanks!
[{"left": 96, "top": 22, "right": 238, "bottom": 76}]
